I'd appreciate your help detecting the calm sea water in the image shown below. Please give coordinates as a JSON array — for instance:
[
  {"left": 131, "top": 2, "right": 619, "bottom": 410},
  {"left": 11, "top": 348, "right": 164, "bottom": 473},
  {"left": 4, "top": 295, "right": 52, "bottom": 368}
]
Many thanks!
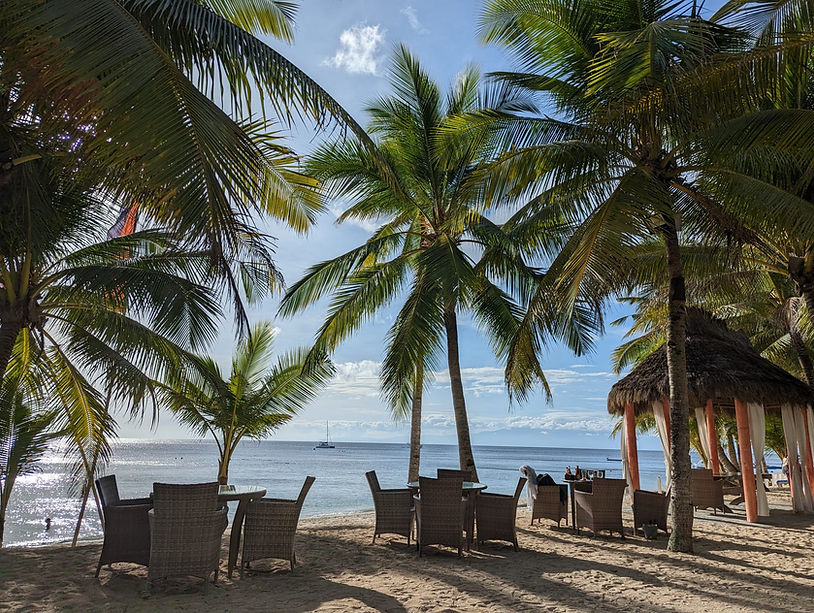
[{"left": 4, "top": 440, "right": 673, "bottom": 547}]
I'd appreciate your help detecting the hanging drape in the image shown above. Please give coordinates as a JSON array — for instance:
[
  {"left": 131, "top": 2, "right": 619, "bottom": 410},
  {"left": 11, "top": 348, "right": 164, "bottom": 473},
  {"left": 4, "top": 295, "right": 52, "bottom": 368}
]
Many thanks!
[
  {"left": 747, "top": 402, "right": 769, "bottom": 517},
  {"left": 695, "top": 406, "right": 711, "bottom": 466},
  {"left": 781, "top": 404, "right": 813, "bottom": 512},
  {"left": 652, "top": 400, "right": 672, "bottom": 489}
]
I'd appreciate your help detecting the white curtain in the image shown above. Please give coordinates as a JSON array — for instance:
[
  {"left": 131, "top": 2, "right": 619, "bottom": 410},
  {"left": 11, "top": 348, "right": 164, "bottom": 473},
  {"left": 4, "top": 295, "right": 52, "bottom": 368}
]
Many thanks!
[
  {"left": 695, "top": 406, "right": 711, "bottom": 466},
  {"left": 653, "top": 400, "right": 672, "bottom": 489},
  {"left": 747, "top": 402, "right": 769, "bottom": 517},
  {"left": 794, "top": 407, "right": 814, "bottom": 511},
  {"left": 781, "top": 404, "right": 812, "bottom": 512}
]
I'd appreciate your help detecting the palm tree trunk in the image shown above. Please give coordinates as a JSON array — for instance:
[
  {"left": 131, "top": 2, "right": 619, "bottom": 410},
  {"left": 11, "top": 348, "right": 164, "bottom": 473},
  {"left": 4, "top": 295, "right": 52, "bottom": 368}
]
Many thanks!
[
  {"left": 408, "top": 362, "right": 423, "bottom": 483},
  {"left": 218, "top": 456, "right": 229, "bottom": 485},
  {"left": 0, "top": 319, "right": 22, "bottom": 381},
  {"left": 662, "top": 222, "right": 693, "bottom": 553},
  {"left": 726, "top": 431, "right": 739, "bottom": 466},
  {"left": 443, "top": 307, "right": 478, "bottom": 482},
  {"left": 717, "top": 440, "right": 740, "bottom": 474}
]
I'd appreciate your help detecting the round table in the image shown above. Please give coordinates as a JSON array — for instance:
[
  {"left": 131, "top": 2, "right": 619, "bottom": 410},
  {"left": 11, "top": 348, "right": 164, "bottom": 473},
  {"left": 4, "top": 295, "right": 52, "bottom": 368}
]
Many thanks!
[
  {"left": 218, "top": 485, "right": 266, "bottom": 578},
  {"left": 407, "top": 481, "right": 487, "bottom": 491}
]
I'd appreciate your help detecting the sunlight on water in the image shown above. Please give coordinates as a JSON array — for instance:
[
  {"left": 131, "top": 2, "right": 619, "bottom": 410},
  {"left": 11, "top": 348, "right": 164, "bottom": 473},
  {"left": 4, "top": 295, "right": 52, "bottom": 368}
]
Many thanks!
[{"left": 4, "top": 439, "right": 674, "bottom": 547}]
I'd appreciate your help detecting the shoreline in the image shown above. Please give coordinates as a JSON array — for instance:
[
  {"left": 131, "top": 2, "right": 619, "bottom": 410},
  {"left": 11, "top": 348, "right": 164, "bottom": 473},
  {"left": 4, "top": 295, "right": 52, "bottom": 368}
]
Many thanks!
[{"left": 3, "top": 490, "right": 814, "bottom": 612}]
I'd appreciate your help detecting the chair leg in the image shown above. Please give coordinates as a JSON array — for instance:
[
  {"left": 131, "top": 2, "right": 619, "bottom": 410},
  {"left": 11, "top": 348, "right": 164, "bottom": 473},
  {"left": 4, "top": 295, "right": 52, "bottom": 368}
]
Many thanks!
[
  {"left": 371, "top": 533, "right": 377, "bottom": 545},
  {"left": 95, "top": 560, "right": 103, "bottom": 578}
]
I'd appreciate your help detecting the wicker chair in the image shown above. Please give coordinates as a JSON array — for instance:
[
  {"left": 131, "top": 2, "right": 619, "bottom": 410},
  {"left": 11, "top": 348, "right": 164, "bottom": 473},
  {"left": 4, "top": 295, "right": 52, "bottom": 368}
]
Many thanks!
[
  {"left": 436, "top": 468, "right": 472, "bottom": 480},
  {"left": 366, "top": 471, "right": 413, "bottom": 545},
  {"left": 94, "top": 475, "right": 152, "bottom": 577},
  {"left": 632, "top": 489, "right": 670, "bottom": 535},
  {"left": 530, "top": 484, "right": 568, "bottom": 527},
  {"left": 691, "top": 469, "right": 726, "bottom": 514},
  {"left": 574, "top": 478, "right": 627, "bottom": 538},
  {"left": 476, "top": 477, "right": 526, "bottom": 550},
  {"left": 242, "top": 476, "right": 315, "bottom": 571},
  {"left": 148, "top": 482, "right": 228, "bottom": 584},
  {"left": 414, "top": 476, "right": 465, "bottom": 557},
  {"left": 436, "top": 469, "right": 475, "bottom": 545}
]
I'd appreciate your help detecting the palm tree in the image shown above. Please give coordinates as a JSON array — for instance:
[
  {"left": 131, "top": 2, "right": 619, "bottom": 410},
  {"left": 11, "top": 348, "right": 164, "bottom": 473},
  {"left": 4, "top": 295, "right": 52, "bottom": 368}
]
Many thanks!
[
  {"left": 279, "top": 46, "right": 564, "bottom": 482},
  {"left": 0, "top": 0, "right": 377, "bottom": 371},
  {"left": 475, "top": 0, "right": 814, "bottom": 551},
  {"left": 161, "top": 322, "right": 334, "bottom": 484},
  {"left": 0, "top": 377, "right": 62, "bottom": 547}
]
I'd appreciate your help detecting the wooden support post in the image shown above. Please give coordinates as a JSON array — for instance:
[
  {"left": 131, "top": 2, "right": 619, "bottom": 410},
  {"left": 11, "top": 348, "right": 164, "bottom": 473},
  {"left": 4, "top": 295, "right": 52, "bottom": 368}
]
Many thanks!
[
  {"left": 705, "top": 399, "right": 720, "bottom": 476},
  {"left": 624, "top": 402, "right": 640, "bottom": 491},
  {"left": 734, "top": 398, "right": 758, "bottom": 523},
  {"left": 802, "top": 409, "right": 814, "bottom": 498},
  {"left": 662, "top": 397, "right": 672, "bottom": 451}
]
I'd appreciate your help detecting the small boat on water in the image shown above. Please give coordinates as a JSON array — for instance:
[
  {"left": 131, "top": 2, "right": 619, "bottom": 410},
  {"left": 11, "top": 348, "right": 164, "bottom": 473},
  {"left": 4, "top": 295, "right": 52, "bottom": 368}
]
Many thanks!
[
  {"left": 314, "top": 422, "right": 335, "bottom": 449},
  {"left": 606, "top": 457, "right": 622, "bottom": 462}
]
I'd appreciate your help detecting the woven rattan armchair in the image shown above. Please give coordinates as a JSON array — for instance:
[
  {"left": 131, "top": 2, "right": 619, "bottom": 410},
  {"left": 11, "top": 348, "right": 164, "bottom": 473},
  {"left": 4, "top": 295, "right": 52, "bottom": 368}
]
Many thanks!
[
  {"left": 632, "top": 489, "right": 670, "bottom": 535},
  {"left": 476, "top": 477, "right": 526, "bottom": 550},
  {"left": 574, "top": 478, "right": 627, "bottom": 538},
  {"left": 530, "top": 484, "right": 568, "bottom": 527},
  {"left": 414, "top": 476, "right": 465, "bottom": 557},
  {"left": 148, "top": 482, "right": 228, "bottom": 585},
  {"left": 366, "top": 471, "right": 413, "bottom": 545},
  {"left": 436, "top": 469, "right": 472, "bottom": 480},
  {"left": 691, "top": 469, "right": 726, "bottom": 514},
  {"left": 94, "top": 475, "right": 152, "bottom": 577},
  {"left": 242, "top": 476, "right": 315, "bottom": 571},
  {"left": 437, "top": 469, "right": 475, "bottom": 545}
]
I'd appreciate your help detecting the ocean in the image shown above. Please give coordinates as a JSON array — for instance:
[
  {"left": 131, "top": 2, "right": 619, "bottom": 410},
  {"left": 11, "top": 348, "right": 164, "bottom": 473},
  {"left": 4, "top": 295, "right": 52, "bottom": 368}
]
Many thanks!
[{"left": 3, "top": 439, "right": 675, "bottom": 548}]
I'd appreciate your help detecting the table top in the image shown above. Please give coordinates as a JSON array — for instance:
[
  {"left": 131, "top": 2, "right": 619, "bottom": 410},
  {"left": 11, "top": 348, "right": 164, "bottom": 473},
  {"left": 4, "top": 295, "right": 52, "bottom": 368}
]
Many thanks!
[
  {"left": 218, "top": 485, "right": 267, "bottom": 501},
  {"left": 407, "top": 481, "right": 487, "bottom": 491}
]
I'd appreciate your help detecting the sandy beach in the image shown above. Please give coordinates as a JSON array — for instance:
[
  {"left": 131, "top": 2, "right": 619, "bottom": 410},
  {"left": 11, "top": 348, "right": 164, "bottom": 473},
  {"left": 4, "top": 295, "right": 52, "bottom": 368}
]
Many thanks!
[{"left": 1, "top": 490, "right": 812, "bottom": 613}]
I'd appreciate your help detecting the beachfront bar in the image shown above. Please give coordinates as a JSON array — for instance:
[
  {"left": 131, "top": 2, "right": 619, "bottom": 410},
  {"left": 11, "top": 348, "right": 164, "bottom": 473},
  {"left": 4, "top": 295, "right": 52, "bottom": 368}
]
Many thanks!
[{"left": 608, "top": 309, "right": 814, "bottom": 522}]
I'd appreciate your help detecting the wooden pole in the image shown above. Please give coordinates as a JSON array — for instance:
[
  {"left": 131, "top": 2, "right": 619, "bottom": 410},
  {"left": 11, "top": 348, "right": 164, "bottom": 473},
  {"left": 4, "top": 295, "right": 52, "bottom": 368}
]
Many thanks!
[
  {"left": 662, "top": 397, "right": 672, "bottom": 450},
  {"left": 705, "top": 399, "right": 720, "bottom": 475},
  {"left": 802, "top": 409, "right": 814, "bottom": 497},
  {"left": 624, "top": 402, "right": 641, "bottom": 491},
  {"left": 734, "top": 398, "right": 758, "bottom": 523}
]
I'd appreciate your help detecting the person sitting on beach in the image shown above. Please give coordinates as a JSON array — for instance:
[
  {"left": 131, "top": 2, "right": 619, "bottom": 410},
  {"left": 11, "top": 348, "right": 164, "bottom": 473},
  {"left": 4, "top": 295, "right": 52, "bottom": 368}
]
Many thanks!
[
  {"left": 574, "top": 465, "right": 583, "bottom": 480},
  {"left": 564, "top": 466, "right": 574, "bottom": 481}
]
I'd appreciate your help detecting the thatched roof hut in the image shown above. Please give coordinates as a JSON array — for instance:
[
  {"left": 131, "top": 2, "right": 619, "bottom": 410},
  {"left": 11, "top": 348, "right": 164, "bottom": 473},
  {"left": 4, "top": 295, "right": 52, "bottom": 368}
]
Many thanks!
[{"left": 607, "top": 308, "right": 814, "bottom": 416}]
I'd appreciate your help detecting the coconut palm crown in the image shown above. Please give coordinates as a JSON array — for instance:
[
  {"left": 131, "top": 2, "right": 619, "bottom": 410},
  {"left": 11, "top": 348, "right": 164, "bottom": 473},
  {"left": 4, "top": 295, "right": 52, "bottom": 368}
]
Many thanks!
[{"left": 161, "top": 322, "right": 334, "bottom": 484}]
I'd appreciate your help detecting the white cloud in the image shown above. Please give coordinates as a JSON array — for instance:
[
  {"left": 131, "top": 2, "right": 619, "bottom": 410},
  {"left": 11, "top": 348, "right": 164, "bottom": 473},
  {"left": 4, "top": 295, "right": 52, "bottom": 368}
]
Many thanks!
[
  {"left": 400, "top": 6, "right": 429, "bottom": 34},
  {"left": 327, "top": 201, "right": 387, "bottom": 233},
  {"left": 323, "top": 24, "right": 386, "bottom": 75},
  {"left": 328, "top": 360, "right": 382, "bottom": 398}
]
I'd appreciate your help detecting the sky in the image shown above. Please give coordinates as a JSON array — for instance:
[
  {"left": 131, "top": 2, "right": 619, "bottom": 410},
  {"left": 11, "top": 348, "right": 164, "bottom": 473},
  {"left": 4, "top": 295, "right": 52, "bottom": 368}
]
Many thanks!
[{"left": 119, "top": 0, "right": 726, "bottom": 449}]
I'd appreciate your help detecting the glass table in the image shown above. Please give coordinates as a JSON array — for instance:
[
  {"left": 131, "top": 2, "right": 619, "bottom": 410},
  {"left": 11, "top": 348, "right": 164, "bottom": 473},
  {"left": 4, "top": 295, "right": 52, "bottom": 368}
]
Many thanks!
[{"left": 218, "top": 485, "right": 267, "bottom": 578}]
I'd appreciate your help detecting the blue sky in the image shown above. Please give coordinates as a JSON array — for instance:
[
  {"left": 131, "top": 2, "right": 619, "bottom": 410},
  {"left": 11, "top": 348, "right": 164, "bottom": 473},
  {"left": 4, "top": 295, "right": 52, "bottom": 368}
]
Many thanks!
[{"left": 120, "top": 1, "right": 725, "bottom": 449}]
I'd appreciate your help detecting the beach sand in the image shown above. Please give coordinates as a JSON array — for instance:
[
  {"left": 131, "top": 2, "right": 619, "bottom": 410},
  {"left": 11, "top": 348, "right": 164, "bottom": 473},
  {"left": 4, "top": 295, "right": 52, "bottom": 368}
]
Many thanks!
[{"left": 1, "top": 490, "right": 812, "bottom": 612}]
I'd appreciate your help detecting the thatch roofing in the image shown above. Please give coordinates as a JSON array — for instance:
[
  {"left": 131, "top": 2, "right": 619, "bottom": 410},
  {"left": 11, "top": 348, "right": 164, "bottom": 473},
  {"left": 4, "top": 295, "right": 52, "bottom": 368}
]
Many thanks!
[{"left": 607, "top": 309, "right": 814, "bottom": 415}]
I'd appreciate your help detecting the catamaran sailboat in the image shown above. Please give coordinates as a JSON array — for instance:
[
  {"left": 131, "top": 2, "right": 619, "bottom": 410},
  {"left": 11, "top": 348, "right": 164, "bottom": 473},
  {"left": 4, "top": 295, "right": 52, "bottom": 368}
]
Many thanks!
[{"left": 314, "top": 422, "right": 335, "bottom": 449}]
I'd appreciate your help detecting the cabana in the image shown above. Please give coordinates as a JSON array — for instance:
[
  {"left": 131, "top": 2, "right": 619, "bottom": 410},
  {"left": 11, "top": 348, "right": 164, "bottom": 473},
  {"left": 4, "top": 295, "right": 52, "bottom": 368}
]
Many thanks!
[{"left": 607, "top": 309, "right": 814, "bottom": 523}]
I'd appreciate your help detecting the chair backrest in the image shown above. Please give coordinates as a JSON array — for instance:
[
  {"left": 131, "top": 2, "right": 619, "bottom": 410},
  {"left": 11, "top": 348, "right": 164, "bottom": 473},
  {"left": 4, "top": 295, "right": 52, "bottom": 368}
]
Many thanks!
[
  {"left": 591, "top": 478, "right": 627, "bottom": 502},
  {"left": 691, "top": 468, "right": 713, "bottom": 483},
  {"left": 512, "top": 477, "right": 527, "bottom": 503},
  {"left": 419, "top": 476, "right": 463, "bottom": 520},
  {"left": 365, "top": 470, "right": 381, "bottom": 495},
  {"left": 152, "top": 482, "right": 220, "bottom": 520},
  {"left": 96, "top": 475, "right": 120, "bottom": 509},
  {"left": 437, "top": 469, "right": 472, "bottom": 481},
  {"left": 296, "top": 476, "right": 316, "bottom": 509}
]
